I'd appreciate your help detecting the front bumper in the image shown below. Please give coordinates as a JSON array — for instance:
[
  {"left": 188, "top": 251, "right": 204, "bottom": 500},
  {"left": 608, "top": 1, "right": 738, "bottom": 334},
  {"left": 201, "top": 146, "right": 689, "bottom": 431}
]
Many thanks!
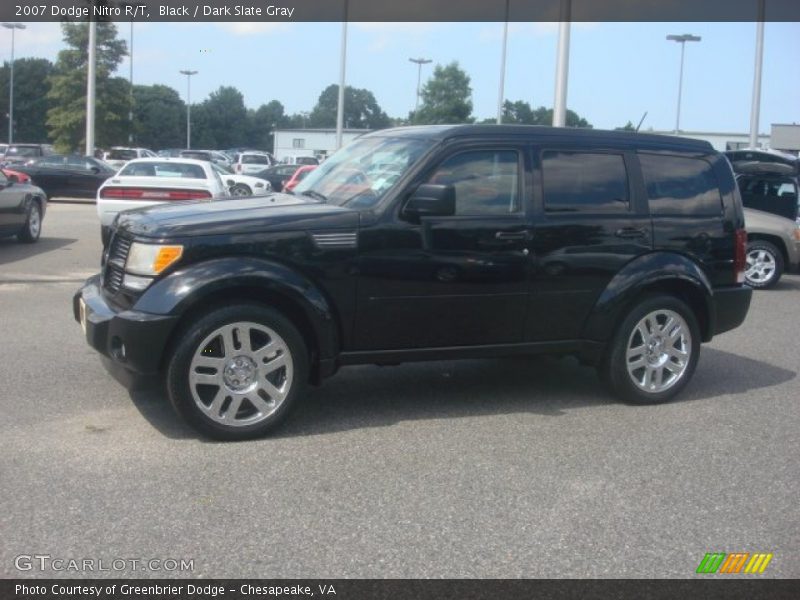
[
  {"left": 711, "top": 285, "right": 753, "bottom": 337},
  {"left": 73, "top": 275, "right": 179, "bottom": 374}
]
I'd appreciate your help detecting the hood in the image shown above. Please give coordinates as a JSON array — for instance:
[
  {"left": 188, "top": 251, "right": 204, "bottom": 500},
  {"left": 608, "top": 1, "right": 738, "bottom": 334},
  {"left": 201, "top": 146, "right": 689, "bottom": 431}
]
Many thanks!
[{"left": 115, "top": 193, "right": 359, "bottom": 238}]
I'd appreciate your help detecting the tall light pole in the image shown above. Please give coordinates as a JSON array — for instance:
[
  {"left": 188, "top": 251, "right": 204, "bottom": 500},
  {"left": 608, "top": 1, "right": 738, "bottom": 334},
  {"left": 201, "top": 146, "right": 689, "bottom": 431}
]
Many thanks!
[
  {"left": 128, "top": 22, "right": 134, "bottom": 145},
  {"left": 86, "top": 21, "right": 97, "bottom": 157},
  {"left": 408, "top": 57, "right": 431, "bottom": 113},
  {"left": 496, "top": 1, "right": 509, "bottom": 125},
  {"left": 552, "top": 0, "right": 571, "bottom": 127},
  {"left": 666, "top": 33, "right": 701, "bottom": 133},
  {"left": 3, "top": 22, "right": 26, "bottom": 144},
  {"left": 335, "top": 20, "right": 347, "bottom": 150},
  {"left": 749, "top": 0, "right": 765, "bottom": 149},
  {"left": 179, "top": 69, "right": 197, "bottom": 149}
]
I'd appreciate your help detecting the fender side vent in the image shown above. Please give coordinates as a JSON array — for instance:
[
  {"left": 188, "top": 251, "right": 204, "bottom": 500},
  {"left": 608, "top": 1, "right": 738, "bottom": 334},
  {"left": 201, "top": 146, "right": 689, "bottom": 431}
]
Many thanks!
[{"left": 311, "top": 232, "right": 358, "bottom": 250}]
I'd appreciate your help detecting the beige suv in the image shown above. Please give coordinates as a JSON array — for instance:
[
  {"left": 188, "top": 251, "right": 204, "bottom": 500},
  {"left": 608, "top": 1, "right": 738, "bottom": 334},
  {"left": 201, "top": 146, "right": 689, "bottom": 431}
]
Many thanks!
[{"left": 744, "top": 207, "right": 800, "bottom": 288}]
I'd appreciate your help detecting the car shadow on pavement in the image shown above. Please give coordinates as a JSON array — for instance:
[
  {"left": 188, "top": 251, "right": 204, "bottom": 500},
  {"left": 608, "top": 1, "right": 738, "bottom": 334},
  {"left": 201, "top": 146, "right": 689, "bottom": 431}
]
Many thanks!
[
  {"left": 0, "top": 237, "right": 78, "bottom": 266},
  {"left": 769, "top": 274, "right": 800, "bottom": 291},
  {"left": 683, "top": 347, "right": 796, "bottom": 400},
  {"left": 121, "top": 347, "right": 795, "bottom": 441}
]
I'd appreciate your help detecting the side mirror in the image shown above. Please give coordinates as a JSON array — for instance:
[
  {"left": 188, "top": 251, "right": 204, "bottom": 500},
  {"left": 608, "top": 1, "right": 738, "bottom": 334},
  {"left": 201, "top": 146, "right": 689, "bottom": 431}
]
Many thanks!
[
  {"left": 402, "top": 184, "right": 455, "bottom": 221},
  {"left": 90, "top": 166, "right": 100, "bottom": 174}
]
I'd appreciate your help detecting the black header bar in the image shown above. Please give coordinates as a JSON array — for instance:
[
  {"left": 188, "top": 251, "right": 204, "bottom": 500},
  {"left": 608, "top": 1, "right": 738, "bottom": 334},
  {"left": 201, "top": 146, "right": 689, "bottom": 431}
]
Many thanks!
[{"left": 2, "top": 0, "right": 800, "bottom": 23}]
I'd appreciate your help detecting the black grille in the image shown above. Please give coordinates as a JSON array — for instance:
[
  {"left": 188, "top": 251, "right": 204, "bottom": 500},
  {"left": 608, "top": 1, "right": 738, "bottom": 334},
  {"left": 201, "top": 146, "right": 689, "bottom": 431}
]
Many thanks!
[{"left": 103, "top": 235, "right": 132, "bottom": 294}]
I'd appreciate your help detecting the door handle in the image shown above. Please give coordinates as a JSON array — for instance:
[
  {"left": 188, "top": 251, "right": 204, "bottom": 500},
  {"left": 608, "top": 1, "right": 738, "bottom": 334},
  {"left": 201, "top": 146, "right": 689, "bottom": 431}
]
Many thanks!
[
  {"left": 614, "top": 227, "right": 648, "bottom": 239},
  {"left": 495, "top": 231, "right": 528, "bottom": 240}
]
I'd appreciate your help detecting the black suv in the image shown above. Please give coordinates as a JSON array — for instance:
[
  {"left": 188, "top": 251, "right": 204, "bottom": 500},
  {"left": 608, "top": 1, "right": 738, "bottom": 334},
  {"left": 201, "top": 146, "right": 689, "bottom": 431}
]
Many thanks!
[{"left": 74, "top": 125, "right": 752, "bottom": 439}]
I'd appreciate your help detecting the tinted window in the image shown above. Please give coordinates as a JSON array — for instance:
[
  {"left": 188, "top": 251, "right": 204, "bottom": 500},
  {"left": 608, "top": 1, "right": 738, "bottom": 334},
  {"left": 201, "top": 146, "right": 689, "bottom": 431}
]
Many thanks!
[
  {"left": 542, "top": 151, "right": 628, "bottom": 212},
  {"left": 427, "top": 150, "right": 520, "bottom": 216},
  {"left": 640, "top": 154, "right": 722, "bottom": 216}
]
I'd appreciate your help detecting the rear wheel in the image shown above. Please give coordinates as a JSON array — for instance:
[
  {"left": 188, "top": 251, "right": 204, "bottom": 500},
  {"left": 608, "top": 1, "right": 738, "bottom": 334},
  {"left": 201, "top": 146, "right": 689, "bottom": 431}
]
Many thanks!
[
  {"left": 166, "top": 304, "right": 308, "bottom": 440},
  {"left": 17, "top": 200, "right": 42, "bottom": 243},
  {"left": 744, "top": 240, "right": 783, "bottom": 289},
  {"left": 602, "top": 295, "right": 700, "bottom": 404}
]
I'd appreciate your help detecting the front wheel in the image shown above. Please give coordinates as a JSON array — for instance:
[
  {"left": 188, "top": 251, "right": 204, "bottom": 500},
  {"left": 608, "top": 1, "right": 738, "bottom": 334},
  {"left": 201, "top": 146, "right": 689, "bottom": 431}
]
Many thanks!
[
  {"left": 166, "top": 304, "right": 308, "bottom": 440},
  {"left": 744, "top": 241, "right": 783, "bottom": 289},
  {"left": 602, "top": 295, "right": 700, "bottom": 405},
  {"left": 230, "top": 183, "right": 252, "bottom": 197},
  {"left": 17, "top": 200, "right": 42, "bottom": 243}
]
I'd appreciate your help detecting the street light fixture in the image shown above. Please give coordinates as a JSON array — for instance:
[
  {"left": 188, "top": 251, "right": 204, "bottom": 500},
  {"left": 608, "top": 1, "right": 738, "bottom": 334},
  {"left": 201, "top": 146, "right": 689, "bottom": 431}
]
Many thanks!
[
  {"left": 179, "top": 69, "right": 198, "bottom": 149},
  {"left": 666, "top": 33, "right": 701, "bottom": 133},
  {"left": 408, "top": 57, "right": 432, "bottom": 113},
  {"left": 2, "top": 22, "right": 26, "bottom": 144}
]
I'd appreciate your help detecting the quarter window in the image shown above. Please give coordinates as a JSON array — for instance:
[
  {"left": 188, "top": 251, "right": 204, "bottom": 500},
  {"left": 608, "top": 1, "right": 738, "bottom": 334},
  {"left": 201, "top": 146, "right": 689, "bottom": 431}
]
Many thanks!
[
  {"left": 427, "top": 150, "right": 520, "bottom": 215},
  {"left": 542, "top": 151, "right": 629, "bottom": 212},
  {"left": 640, "top": 154, "right": 722, "bottom": 216}
]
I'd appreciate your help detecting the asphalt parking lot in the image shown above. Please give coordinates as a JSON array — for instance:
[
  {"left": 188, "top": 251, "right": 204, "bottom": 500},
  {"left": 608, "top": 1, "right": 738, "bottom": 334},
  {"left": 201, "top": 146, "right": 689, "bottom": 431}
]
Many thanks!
[{"left": 0, "top": 202, "right": 798, "bottom": 578}]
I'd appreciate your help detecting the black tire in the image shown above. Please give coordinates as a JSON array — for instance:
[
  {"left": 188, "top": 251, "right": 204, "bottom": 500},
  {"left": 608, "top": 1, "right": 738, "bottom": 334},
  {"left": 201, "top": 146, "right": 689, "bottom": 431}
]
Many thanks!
[
  {"left": 230, "top": 183, "right": 252, "bottom": 197},
  {"left": 166, "top": 304, "right": 308, "bottom": 440},
  {"left": 601, "top": 294, "right": 700, "bottom": 405},
  {"left": 744, "top": 240, "right": 784, "bottom": 289},
  {"left": 17, "top": 200, "right": 42, "bottom": 243}
]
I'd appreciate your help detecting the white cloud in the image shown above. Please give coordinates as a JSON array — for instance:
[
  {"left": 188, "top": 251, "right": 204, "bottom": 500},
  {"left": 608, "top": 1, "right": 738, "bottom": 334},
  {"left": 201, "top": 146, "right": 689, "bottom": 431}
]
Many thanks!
[
  {"left": 0, "top": 22, "right": 63, "bottom": 61},
  {"left": 215, "top": 22, "right": 290, "bottom": 36}
]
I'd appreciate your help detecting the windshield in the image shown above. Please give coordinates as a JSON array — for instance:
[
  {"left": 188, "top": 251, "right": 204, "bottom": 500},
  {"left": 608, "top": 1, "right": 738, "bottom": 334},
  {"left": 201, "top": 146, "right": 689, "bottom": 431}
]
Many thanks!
[
  {"left": 7, "top": 146, "right": 40, "bottom": 157},
  {"left": 293, "top": 136, "right": 433, "bottom": 208},
  {"left": 108, "top": 149, "right": 138, "bottom": 160}
]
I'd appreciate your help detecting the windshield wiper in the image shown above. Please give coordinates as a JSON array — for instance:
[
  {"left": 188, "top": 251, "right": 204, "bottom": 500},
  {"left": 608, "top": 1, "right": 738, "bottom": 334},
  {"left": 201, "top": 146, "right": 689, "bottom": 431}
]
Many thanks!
[{"left": 299, "top": 190, "right": 327, "bottom": 203}]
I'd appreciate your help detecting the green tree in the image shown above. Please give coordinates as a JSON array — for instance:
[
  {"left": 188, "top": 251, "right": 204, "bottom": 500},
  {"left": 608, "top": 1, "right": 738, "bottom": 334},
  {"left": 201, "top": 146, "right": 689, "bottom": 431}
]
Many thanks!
[
  {"left": 0, "top": 58, "right": 55, "bottom": 143},
  {"left": 412, "top": 62, "right": 473, "bottom": 125},
  {"left": 246, "top": 100, "right": 290, "bottom": 150},
  {"left": 132, "top": 84, "right": 184, "bottom": 149},
  {"left": 308, "top": 84, "right": 390, "bottom": 129},
  {"left": 481, "top": 101, "right": 592, "bottom": 128},
  {"left": 46, "top": 22, "right": 130, "bottom": 152},
  {"left": 196, "top": 86, "right": 248, "bottom": 149},
  {"left": 616, "top": 121, "right": 636, "bottom": 131}
]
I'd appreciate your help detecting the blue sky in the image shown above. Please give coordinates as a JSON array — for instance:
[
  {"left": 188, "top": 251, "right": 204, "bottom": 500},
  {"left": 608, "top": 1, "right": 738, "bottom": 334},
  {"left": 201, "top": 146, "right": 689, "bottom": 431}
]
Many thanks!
[{"left": 4, "top": 21, "right": 799, "bottom": 132}]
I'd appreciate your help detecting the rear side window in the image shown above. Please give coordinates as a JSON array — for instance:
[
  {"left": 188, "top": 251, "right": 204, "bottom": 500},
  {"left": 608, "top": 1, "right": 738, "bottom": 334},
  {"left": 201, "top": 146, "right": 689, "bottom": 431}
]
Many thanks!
[
  {"left": 640, "top": 154, "right": 722, "bottom": 216},
  {"left": 542, "top": 151, "right": 629, "bottom": 212}
]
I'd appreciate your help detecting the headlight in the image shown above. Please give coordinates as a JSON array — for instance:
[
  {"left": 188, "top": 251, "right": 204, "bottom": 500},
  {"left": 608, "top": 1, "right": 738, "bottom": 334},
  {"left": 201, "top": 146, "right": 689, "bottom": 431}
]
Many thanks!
[{"left": 125, "top": 243, "right": 184, "bottom": 276}]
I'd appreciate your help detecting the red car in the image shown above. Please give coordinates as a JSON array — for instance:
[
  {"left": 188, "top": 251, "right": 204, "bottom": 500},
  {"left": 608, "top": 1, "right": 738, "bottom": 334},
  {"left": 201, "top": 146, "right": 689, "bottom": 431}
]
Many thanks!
[
  {"left": 282, "top": 165, "right": 317, "bottom": 192},
  {"left": 2, "top": 168, "right": 31, "bottom": 184}
]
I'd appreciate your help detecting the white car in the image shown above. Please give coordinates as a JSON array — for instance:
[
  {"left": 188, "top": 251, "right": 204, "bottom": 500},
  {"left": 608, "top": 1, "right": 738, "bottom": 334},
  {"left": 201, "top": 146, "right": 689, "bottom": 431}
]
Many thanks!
[
  {"left": 210, "top": 163, "right": 272, "bottom": 196},
  {"left": 104, "top": 147, "right": 158, "bottom": 170},
  {"left": 233, "top": 151, "right": 275, "bottom": 175},
  {"left": 97, "top": 158, "right": 229, "bottom": 242}
]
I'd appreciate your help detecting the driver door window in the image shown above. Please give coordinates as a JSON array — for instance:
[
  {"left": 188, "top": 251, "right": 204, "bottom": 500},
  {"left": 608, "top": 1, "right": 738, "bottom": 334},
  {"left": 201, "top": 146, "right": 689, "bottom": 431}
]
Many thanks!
[{"left": 427, "top": 150, "right": 521, "bottom": 216}]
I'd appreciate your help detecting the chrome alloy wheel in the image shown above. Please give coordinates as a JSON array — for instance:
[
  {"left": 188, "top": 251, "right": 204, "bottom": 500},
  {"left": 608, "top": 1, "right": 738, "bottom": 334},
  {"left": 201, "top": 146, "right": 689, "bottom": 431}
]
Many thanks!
[
  {"left": 188, "top": 321, "right": 293, "bottom": 426},
  {"left": 745, "top": 248, "right": 776, "bottom": 285},
  {"left": 28, "top": 204, "right": 41, "bottom": 238},
  {"left": 625, "top": 309, "right": 692, "bottom": 394}
]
